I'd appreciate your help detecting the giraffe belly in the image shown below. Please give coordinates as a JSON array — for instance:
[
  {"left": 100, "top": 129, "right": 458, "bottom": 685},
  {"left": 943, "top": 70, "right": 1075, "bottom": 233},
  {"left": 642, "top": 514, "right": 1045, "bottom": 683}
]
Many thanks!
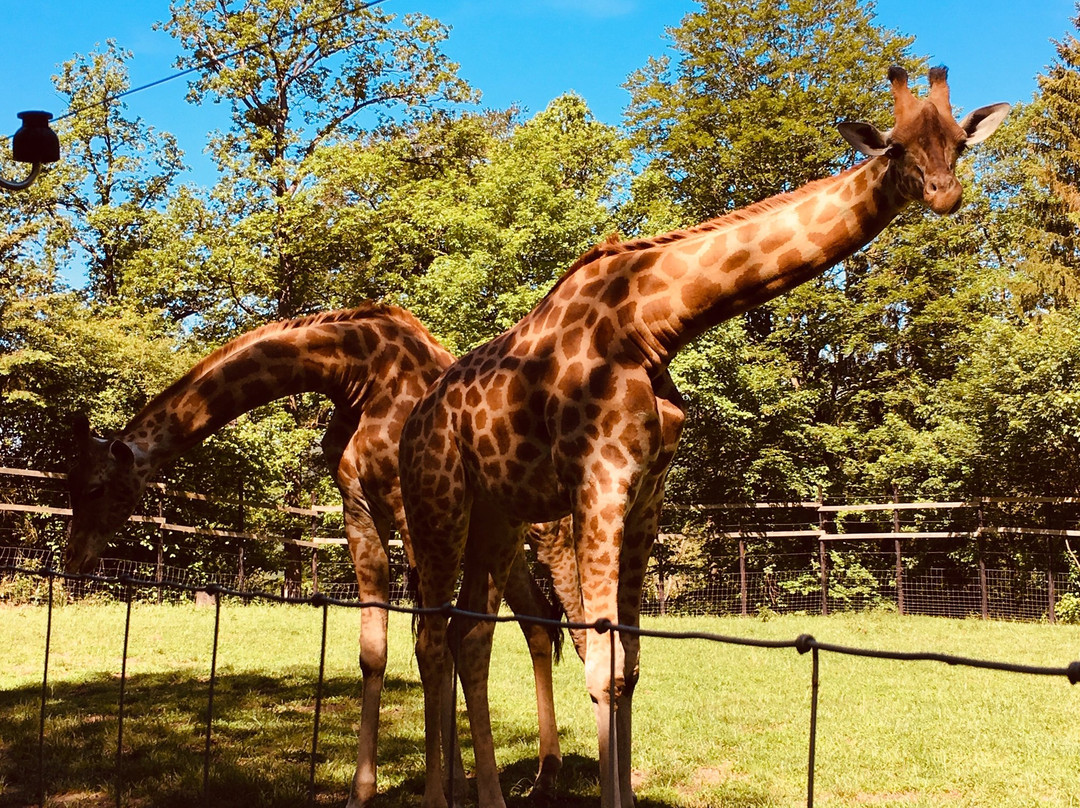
[{"left": 467, "top": 447, "right": 570, "bottom": 525}]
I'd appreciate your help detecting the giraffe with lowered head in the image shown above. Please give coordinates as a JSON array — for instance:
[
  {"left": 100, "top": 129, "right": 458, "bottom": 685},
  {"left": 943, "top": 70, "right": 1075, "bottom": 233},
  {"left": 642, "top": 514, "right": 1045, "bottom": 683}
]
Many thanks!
[
  {"left": 398, "top": 66, "right": 1009, "bottom": 808},
  {"left": 63, "top": 304, "right": 583, "bottom": 808}
]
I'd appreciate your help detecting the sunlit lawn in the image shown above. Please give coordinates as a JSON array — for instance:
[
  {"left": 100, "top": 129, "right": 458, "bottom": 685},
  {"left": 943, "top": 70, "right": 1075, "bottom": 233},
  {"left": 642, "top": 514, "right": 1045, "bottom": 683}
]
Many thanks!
[{"left": 2, "top": 599, "right": 1079, "bottom": 807}]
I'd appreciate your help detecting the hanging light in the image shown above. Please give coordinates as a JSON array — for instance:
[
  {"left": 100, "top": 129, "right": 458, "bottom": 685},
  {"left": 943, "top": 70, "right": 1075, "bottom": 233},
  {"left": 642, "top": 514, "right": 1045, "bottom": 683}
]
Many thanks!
[{"left": 2, "top": 110, "right": 60, "bottom": 192}]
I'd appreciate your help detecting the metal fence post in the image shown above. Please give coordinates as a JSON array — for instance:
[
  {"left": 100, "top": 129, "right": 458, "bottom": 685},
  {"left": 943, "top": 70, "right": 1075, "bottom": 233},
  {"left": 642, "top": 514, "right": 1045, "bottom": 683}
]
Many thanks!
[
  {"left": 203, "top": 589, "right": 222, "bottom": 802},
  {"left": 309, "top": 600, "right": 329, "bottom": 806},
  {"left": 37, "top": 569, "right": 55, "bottom": 808},
  {"left": 807, "top": 647, "right": 819, "bottom": 808},
  {"left": 116, "top": 582, "right": 133, "bottom": 808}
]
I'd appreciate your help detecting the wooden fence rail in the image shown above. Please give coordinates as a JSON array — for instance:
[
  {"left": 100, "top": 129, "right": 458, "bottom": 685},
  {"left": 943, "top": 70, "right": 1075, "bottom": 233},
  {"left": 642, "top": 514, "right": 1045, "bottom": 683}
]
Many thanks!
[{"left": 4, "top": 466, "right": 1079, "bottom": 619}]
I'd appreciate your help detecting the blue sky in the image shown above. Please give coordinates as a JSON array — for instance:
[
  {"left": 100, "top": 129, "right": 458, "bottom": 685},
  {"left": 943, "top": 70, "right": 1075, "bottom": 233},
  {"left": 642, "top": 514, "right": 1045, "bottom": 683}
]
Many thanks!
[{"left": 0, "top": 0, "right": 1076, "bottom": 186}]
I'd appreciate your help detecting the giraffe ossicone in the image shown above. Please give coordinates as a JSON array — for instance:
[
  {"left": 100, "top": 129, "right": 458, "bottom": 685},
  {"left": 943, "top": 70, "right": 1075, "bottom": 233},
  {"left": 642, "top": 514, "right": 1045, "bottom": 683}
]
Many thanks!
[{"left": 400, "top": 66, "right": 1009, "bottom": 808}]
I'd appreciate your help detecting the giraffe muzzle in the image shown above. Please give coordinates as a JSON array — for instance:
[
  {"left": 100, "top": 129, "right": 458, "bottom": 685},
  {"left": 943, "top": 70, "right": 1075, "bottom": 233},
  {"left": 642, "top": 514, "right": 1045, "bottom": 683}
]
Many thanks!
[
  {"left": 924, "top": 176, "right": 963, "bottom": 215},
  {"left": 64, "top": 528, "right": 99, "bottom": 574}
]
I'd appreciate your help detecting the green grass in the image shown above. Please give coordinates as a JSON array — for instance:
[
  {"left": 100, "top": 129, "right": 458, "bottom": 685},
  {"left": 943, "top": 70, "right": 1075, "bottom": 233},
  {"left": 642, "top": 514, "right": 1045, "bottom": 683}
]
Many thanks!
[{"left": 2, "top": 601, "right": 1080, "bottom": 807}]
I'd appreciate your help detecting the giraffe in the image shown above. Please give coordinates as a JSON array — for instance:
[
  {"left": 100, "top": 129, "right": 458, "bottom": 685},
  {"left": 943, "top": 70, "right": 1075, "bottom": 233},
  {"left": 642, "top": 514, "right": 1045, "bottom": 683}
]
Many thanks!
[
  {"left": 62, "top": 303, "right": 580, "bottom": 807},
  {"left": 398, "top": 66, "right": 1009, "bottom": 808}
]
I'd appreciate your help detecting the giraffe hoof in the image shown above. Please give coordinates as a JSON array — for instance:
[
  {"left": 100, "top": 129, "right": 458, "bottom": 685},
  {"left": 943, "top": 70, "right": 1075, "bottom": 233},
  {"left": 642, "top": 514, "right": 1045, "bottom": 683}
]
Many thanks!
[{"left": 527, "top": 785, "right": 557, "bottom": 808}]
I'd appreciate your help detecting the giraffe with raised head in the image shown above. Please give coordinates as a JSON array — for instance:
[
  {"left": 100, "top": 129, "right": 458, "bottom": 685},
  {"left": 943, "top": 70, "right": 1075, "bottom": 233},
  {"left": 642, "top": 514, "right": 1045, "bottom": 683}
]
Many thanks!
[
  {"left": 398, "top": 66, "right": 1009, "bottom": 808},
  {"left": 62, "top": 303, "right": 580, "bottom": 808}
]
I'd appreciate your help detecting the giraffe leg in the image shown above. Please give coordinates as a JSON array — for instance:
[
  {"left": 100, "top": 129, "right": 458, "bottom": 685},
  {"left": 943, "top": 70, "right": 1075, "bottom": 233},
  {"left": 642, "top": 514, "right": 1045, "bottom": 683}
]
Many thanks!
[
  {"left": 416, "top": 606, "right": 453, "bottom": 808},
  {"left": 449, "top": 505, "right": 521, "bottom": 808},
  {"left": 574, "top": 507, "right": 629, "bottom": 808},
  {"left": 322, "top": 428, "right": 391, "bottom": 808},
  {"left": 438, "top": 655, "right": 469, "bottom": 808},
  {"left": 532, "top": 518, "right": 586, "bottom": 663},
  {"left": 608, "top": 491, "right": 664, "bottom": 808},
  {"left": 575, "top": 486, "right": 661, "bottom": 808},
  {"left": 340, "top": 489, "right": 391, "bottom": 808},
  {"left": 502, "top": 544, "right": 562, "bottom": 802}
]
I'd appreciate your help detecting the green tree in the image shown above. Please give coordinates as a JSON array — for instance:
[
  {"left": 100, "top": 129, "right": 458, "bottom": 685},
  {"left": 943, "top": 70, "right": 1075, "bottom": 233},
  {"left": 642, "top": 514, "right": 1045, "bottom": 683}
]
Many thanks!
[
  {"left": 936, "top": 309, "right": 1080, "bottom": 497},
  {"left": 304, "top": 94, "right": 629, "bottom": 353},
  {"left": 50, "top": 42, "right": 186, "bottom": 305},
  {"left": 624, "top": 0, "right": 918, "bottom": 223},
  {"left": 622, "top": 0, "right": 920, "bottom": 505},
  {"left": 1, "top": 42, "right": 189, "bottom": 469},
  {"left": 399, "top": 95, "right": 629, "bottom": 352},
  {"left": 157, "top": 0, "right": 475, "bottom": 335},
  {"left": 0, "top": 293, "right": 190, "bottom": 468}
]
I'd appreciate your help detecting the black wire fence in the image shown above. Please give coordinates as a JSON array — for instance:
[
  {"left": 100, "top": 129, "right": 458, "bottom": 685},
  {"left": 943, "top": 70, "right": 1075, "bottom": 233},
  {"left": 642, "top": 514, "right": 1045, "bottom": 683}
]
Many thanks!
[{"left": 3, "top": 560, "right": 1078, "bottom": 808}]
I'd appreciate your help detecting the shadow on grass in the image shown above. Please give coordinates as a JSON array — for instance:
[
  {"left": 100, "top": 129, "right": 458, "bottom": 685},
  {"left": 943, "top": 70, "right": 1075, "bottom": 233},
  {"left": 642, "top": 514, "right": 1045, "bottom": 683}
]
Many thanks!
[{"left": 0, "top": 670, "right": 719, "bottom": 808}]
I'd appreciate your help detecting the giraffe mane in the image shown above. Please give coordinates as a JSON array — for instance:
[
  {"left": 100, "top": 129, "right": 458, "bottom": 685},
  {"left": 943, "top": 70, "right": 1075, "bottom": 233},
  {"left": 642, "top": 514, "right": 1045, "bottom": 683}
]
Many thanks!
[
  {"left": 550, "top": 164, "right": 863, "bottom": 293},
  {"left": 136, "top": 302, "right": 435, "bottom": 424}
]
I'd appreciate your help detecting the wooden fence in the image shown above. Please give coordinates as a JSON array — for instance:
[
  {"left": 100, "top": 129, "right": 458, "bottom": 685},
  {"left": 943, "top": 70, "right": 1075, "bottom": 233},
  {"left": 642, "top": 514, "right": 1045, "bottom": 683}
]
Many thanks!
[
  {"left": 661, "top": 496, "right": 1080, "bottom": 621},
  {"left": 4, "top": 466, "right": 1080, "bottom": 620}
]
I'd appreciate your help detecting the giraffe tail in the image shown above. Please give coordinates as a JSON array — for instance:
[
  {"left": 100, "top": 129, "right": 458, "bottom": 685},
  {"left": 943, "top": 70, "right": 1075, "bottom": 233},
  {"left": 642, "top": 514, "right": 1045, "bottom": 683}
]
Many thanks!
[
  {"left": 408, "top": 564, "right": 422, "bottom": 640},
  {"left": 507, "top": 560, "right": 567, "bottom": 665},
  {"left": 543, "top": 581, "right": 567, "bottom": 665}
]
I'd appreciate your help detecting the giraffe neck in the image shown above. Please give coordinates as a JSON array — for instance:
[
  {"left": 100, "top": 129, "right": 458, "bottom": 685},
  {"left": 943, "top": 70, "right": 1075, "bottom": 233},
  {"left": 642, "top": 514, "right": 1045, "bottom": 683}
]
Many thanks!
[
  {"left": 545, "top": 157, "right": 905, "bottom": 365},
  {"left": 116, "top": 307, "right": 450, "bottom": 476}
]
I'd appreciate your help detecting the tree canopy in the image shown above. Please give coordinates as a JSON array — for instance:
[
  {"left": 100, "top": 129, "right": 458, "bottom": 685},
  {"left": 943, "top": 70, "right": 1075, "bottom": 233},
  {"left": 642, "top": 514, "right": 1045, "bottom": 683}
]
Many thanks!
[{"left": 3, "top": 0, "right": 1080, "bottom": 575}]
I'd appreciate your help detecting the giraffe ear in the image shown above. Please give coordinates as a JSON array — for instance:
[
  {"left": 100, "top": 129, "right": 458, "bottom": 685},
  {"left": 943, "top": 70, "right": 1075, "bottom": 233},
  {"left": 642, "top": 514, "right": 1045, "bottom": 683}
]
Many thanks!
[
  {"left": 958, "top": 102, "right": 1010, "bottom": 146},
  {"left": 838, "top": 121, "right": 890, "bottom": 157},
  {"left": 109, "top": 440, "right": 135, "bottom": 467}
]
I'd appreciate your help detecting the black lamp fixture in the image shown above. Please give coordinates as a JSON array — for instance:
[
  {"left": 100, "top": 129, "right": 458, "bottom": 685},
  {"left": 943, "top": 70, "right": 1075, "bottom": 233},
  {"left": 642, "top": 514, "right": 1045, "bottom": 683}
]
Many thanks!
[{"left": 2, "top": 110, "right": 60, "bottom": 191}]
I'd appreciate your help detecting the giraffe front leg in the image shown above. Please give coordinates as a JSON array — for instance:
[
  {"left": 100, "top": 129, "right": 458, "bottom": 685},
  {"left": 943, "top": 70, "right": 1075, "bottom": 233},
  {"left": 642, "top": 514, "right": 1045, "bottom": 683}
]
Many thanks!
[
  {"left": 576, "top": 516, "right": 629, "bottom": 808},
  {"left": 611, "top": 485, "right": 667, "bottom": 808},
  {"left": 350, "top": 603, "right": 388, "bottom": 808},
  {"left": 334, "top": 467, "right": 390, "bottom": 808},
  {"left": 501, "top": 544, "right": 562, "bottom": 803},
  {"left": 577, "top": 486, "right": 659, "bottom": 808}
]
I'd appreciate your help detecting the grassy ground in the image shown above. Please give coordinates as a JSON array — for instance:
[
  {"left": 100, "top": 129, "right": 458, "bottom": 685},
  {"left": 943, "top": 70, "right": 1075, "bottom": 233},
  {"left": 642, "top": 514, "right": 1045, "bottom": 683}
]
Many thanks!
[{"left": 1, "top": 601, "right": 1079, "bottom": 807}]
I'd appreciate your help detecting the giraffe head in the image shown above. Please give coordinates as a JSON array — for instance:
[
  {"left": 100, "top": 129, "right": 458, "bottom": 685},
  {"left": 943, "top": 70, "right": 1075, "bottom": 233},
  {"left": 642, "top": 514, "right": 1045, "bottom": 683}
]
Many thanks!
[
  {"left": 64, "top": 414, "right": 145, "bottom": 574},
  {"left": 838, "top": 66, "right": 1009, "bottom": 215}
]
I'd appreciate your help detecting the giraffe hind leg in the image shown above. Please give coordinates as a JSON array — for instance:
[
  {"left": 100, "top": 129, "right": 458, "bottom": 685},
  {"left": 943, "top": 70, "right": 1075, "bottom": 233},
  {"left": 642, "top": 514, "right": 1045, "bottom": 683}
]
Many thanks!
[
  {"left": 447, "top": 505, "right": 526, "bottom": 808},
  {"left": 502, "top": 543, "right": 564, "bottom": 803}
]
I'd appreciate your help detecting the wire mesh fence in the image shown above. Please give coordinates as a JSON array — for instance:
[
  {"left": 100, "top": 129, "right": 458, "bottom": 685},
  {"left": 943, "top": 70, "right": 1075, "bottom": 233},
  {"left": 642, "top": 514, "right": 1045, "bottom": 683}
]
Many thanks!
[
  {"left": 5, "top": 465, "right": 1080, "bottom": 622},
  {"left": 638, "top": 562, "right": 1074, "bottom": 622}
]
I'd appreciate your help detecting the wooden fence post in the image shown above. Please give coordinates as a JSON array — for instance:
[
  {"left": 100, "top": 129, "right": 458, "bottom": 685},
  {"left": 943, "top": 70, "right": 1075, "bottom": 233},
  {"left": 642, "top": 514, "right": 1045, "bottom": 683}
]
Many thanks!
[
  {"left": 739, "top": 539, "right": 748, "bottom": 617},
  {"left": 977, "top": 503, "right": 989, "bottom": 620},
  {"left": 236, "top": 478, "right": 246, "bottom": 591},
  {"left": 817, "top": 486, "right": 828, "bottom": 616},
  {"left": 156, "top": 492, "right": 165, "bottom": 606},
  {"left": 284, "top": 540, "right": 303, "bottom": 599},
  {"left": 819, "top": 540, "right": 829, "bottom": 616},
  {"left": 893, "top": 484, "right": 904, "bottom": 616},
  {"left": 309, "top": 493, "right": 319, "bottom": 595},
  {"left": 1048, "top": 536, "right": 1057, "bottom": 624}
]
